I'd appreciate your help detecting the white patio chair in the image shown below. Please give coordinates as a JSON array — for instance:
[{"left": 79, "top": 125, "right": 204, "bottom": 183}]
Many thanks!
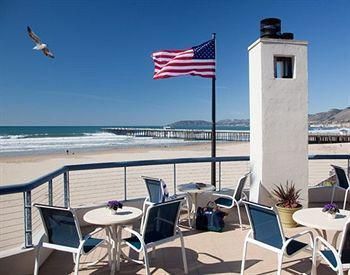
[
  {"left": 331, "top": 165, "right": 350, "bottom": 209},
  {"left": 241, "top": 201, "right": 314, "bottom": 275},
  {"left": 141, "top": 176, "right": 192, "bottom": 227},
  {"left": 212, "top": 172, "right": 250, "bottom": 229},
  {"left": 312, "top": 218, "right": 350, "bottom": 275},
  {"left": 121, "top": 198, "right": 188, "bottom": 275},
  {"left": 33, "top": 204, "right": 108, "bottom": 275}
]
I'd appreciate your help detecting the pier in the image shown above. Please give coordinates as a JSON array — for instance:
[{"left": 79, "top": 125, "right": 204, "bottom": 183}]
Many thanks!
[
  {"left": 103, "top": 128, "right": 350, "bottom": 143},
  {"left": 103, "top": 128, "right": 250, "bottom": 141}
]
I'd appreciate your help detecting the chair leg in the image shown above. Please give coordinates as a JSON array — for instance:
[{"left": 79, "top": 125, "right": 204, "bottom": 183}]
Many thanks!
[
  {"left": 142, "top": 248, "right": 150, "bottom": 275},
  {"left": 240, "top": 240, "right": 248, "bottom": 275},
  {"left": 277, "top": 253, "right": 283, "bottom": 275},
  {"left": 33, "top": 241, "right": 42, "bottom": 275},
  {"left": 311, "top": 241, "right": 319, "bottom": 275},
  {"left": 236, "top": 201, "right": 243, "bottom": 229},
  {"left": 74, "top": 252, "right": 81, "bottom": 275},
  {"left": 105, "top": 228, "right": 112, "bottom": 266},
  {"left": 343, "top": 189, "right": 349, "bottom": 210},
  {"left": 180, "top": 234, "right": 188, "bottom": 274}
]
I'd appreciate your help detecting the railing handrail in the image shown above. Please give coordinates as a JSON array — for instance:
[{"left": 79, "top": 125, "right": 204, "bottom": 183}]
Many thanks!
[{"left": 0, "top": 154, "right": 349, "bottom": 196}]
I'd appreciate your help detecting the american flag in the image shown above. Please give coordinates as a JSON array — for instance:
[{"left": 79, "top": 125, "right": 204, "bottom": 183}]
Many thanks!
[{"left": 152, "top": 39, "right": 216, "bottom": 79}]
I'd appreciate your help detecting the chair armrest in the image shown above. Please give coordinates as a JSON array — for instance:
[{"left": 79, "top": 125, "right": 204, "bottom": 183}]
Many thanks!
[
  {"left": 122, "top": 226, "right": 142, "bottom": 239},
  {"left": 212, "top": 193, "right": 233, "bottom": 200},
  {"left": 121, "top": 226, "right": 146, "bottom": 252}
]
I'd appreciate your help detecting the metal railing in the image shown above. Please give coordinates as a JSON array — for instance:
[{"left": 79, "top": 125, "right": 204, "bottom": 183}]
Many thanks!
[{"left": 0, "top": 154, "right": 349, "bottom": 251}]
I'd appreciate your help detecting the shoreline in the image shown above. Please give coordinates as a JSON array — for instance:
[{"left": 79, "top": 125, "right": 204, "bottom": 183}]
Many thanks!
[{"left": 0, "top": 141, "right": 348, "bottom": 186}]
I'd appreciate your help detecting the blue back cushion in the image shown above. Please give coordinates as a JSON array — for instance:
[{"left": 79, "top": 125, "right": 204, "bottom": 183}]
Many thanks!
[
  {"left": 39, "top": 206, "right": 80, "bottom": 248},
  {"left": 333, "top": 166, "right": 349, "bottom": 189},
  {"left": 341, "top": 223, "right": 350, "bottom": 263},
  {"left": 144, "top": 178, "right": 162, "bottom": 203},
  {"left": 247, "top": 203, "right": 284, "bottom": 249},
  {"left": 143, "top": 200, "right": 181, "bottom": 245},
  {"left": 234, "top": 175, "right": 248, "bottom": 201}
]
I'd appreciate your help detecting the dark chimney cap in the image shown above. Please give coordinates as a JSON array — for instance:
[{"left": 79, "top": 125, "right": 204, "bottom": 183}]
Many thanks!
[
  {"left": 280, "top": 32, "right": 294, "bottom": 40},
  {"left": 260, "top": 18, "right": 281, "bottom": 39}
]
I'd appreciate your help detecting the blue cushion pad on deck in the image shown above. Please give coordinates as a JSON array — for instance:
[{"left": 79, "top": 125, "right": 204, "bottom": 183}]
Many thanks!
[
  {"left": 83, "top": 237, "right": 104, "bottom": 253},
  {"left": 215, "top": 197, "right": 233, "bottom": 207},
  {"left": 124, "top": 236, "right": 142, "bottom": 250},
  {"left": 285, "top": 239, "right": 308, "bottom": 255},
  {"left": 320, "top": 249, "right": 338, "bottom": 268}
]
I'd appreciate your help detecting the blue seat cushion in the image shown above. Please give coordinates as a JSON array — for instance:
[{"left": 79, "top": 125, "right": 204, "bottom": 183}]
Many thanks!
[
  {"left": 124, "top": 236, "right": 142, "bottom": 250},
  {"left": 285, "top": 238, "right": 308, "bottom": 255},
  {"left": 83, "top": 237, "right": 104, "bottom": 253},
  {"left": 215, "top": 197, "right": 233, "bottom": 207},
  {"left": 124, "top": 231, "right": 172, "bottom": 250},
  {"left": 320, "top": 249, "right": 338, "bottom": 268}
]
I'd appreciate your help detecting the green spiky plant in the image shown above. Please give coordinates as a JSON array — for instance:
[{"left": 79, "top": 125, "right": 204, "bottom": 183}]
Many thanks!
[{"left": 272, "top": 181, "right": 301, "bottom": 208}]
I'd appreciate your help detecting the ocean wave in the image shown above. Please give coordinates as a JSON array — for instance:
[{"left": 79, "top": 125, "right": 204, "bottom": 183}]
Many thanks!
[{"left": 0, "top": 132, "right": 190, "bottom": 154}]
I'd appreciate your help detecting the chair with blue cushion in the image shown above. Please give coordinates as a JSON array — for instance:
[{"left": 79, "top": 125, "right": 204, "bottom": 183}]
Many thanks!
[
  {"left": 121, "top": 198, "right": 188, "bottom": 275},
  {"left": 213, "top": 172, "right": 250, "bottom": 229},
  {"left": 142, "top": 176, "right": 192, "bottom": 227},
  {"left": 241, "top": 201, "right": 314, "bottom": 275},
  {"left": 33, "top": 204, "right": 107, "bottom": 275},
  {"left": 312, "top": 219, "right": 350, "bottom": 275},
  {"left": 331, "top": 165, "right": 350, "bottom": 209}
]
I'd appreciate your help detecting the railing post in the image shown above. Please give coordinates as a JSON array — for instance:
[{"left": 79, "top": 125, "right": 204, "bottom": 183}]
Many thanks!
[
  {"left": 23, "top": 191, "right": 32, "bottom": 248},
  {"left": 124, "top": 167, "right": 127, "bottom": 201},
  {"left": 63, "top": 171, "right": 70, "bottom": 208},
  {"left": 48, "top": 179, "right": 53, "bottom": 206},
  {"left": 218, "top": 161, "right": 222, "bottom": 191},
  {"left": 173, "top": 163, "right": 177, "bottom": 195}
]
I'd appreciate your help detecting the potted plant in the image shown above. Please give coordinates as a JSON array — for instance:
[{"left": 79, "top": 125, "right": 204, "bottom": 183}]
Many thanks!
[
  {"left": 107, "top": 200, "right": 123, "bottom": 215},
  {"left": 322, "top": 203, "right": 340, "bottom": 219},
  {"left": 272, "top": 181, "right": 302, "bottom": 228}
]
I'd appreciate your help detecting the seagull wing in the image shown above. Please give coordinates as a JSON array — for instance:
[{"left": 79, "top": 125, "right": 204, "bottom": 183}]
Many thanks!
[
  {"left": 42, "top": 47, "right": 54, "bottom": 58},
  {"left": 27, "top": 26, "right": 41, "bottom": 44}
]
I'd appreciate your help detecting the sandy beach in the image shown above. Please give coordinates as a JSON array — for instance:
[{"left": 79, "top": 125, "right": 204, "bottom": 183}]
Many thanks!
[{"left": 1, "top": 141, "right": 349, "bottom": 186}]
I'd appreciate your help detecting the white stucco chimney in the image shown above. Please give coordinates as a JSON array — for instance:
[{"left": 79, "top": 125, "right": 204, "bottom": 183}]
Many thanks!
[{"left": 248, "top": 36, "right": 309, "bottom": 206}]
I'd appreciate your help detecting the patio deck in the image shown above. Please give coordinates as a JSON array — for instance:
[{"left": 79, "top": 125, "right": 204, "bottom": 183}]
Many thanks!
[{"left": 38, "top": 205, "right": 335, "bottom": 275}]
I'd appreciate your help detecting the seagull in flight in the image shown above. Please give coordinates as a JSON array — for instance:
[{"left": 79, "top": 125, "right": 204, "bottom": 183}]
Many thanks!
[{"left": 27, "top": 26, "right": 54, "bottom": 58}]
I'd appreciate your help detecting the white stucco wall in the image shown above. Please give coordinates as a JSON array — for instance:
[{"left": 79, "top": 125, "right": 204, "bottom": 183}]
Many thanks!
[{"left": 248, "top": 38, "right": 309, "bottom": 206}]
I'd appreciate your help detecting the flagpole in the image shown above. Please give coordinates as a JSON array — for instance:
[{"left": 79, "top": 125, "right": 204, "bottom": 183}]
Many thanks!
[{"left": 211, "top": 33, "right": 216, "bottom": 188}]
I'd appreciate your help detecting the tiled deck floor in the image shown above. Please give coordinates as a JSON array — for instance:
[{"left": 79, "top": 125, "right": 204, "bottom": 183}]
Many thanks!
[{"left": 39, "top": 207, "right": 336, "bottom": 275}]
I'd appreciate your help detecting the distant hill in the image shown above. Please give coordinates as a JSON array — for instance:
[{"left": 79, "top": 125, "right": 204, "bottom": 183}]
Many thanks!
[
  {"left": 168, "top": 120, "right": 212, "bottom": 128},
  {"left": 167, "top": 107, "right": 350, "bottom": 128},
  {"left": 309, "top": 107, "right": 350, "bottom": 126},
  {"left": 167, "top": 119, "right": 249, "bottom": 128}
]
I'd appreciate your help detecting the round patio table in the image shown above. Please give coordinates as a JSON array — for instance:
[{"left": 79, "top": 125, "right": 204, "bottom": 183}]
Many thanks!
[
  {"left": 177, "top": 182, "right": 215, "bottom": 226},
  {"left": 293, "top": 207, "right": 350, "bottom": 247},
  {"left": 84, "top": 206, "right": 142, "bottom": 274}
]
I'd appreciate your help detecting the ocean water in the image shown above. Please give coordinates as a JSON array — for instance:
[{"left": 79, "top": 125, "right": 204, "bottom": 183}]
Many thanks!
[
  {"left": 0, "top": 125, "right": 346, "bottom": 156},
  {"left": 0, "top": 126, "right": 193, "bottom": 156}
]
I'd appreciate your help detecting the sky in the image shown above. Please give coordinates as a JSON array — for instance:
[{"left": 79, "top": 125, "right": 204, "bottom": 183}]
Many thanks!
[{"left": 0, "top": 0, "right": 349, "bottom": 126}]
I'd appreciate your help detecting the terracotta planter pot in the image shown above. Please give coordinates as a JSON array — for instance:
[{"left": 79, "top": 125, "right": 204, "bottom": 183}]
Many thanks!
[{"left": 275, "top": 204, "right": 302, "bottom": 228}]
